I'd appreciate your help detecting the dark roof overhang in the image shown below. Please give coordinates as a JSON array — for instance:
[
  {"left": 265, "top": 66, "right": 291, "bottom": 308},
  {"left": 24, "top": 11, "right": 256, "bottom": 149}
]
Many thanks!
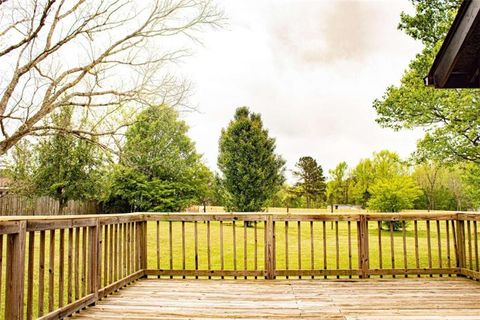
[{"left": 426, "top": 0, "right": 480, "bottom": 88}]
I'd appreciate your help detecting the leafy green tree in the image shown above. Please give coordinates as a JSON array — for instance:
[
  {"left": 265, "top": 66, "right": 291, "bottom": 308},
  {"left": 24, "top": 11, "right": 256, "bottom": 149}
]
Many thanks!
[
  {"left": 462, "top": 163, "right": 480, "bottom": 210},
  {"left": 326, "top": 182, "right": 335, "bottom": 212},
  {"left": 210, "top": 173, "right": 227, "bottom": 207},
  {"left": 107, "top": 105, "right": 211, "bottom": 212},
  {"left": 373, "top": 1, "right": 480, "bottom": 163},
  {"left": 328, "top": 162, "right": 352, "bottom": 206},
  {"left": 268, "top": 184, "right": 303, "bottom": 212},
  {"left": 364, "top": 151, "right": 423, "bottom": 229},
  {"left": 195, "top": 166, "right": 215, "bottom": 213},
  {"left": 413, "top": 162, "right": 480, "bottom": 211},
  {"left": 33, "top": 108, "right": 102, "bottom": 214},
  {"left": 350, "top": 158, "right": 375, "bottom": 208},
  {"left": 371, "top": 150, "right": 406, "bottom": 179},
  {"left": 413, "top": 161, "right": 446, "bottom": 211},
  {"left": 368, "top": 176, "right": 422, "bottom": 214},
  {"left": 398, "top": 0, "right": 461, "bottom": 47},
  {"left": 218, "top": 107, "right": 285, "bottom": 213},
  {"left": 5, "top": 140, "right": 37, "bottom": 197},
  {"left": 293, "top": 156, "right": 326, "bottom": 208}
]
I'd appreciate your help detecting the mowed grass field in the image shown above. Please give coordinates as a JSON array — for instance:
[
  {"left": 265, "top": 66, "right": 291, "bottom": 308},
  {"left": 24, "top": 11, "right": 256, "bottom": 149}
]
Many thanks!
[
  {"left": 0, "top": 212, "right": 476, "bottom": 318},
  {"left": 146, "top": 218, "right": 464, "bottom": 272}
]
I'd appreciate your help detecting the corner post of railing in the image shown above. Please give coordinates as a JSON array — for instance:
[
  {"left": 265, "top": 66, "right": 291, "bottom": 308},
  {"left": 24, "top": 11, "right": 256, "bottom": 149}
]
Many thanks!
[
  {"left": 136, "top": 216, "right": 148, "bottom": 273},
  {"left": 456, "top": 214, "right": 466, "bottom": 273},
  {"left": 265, "top": 214, "right": 276, "bottom": 280},
  {"left": 88, "top": 218, "right": 100, "bottom": 304},
  {"left": 5, "top": 220, "right": 26, "bottom": 320},
  {"left": 357, "top": 214, "right": 369, "bottom": 279}
]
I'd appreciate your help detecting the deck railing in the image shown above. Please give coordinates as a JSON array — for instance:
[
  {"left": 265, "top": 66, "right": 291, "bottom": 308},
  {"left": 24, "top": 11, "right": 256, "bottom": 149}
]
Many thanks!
[{"left": 0, "top": 212, "right": 479, "bottom": 319}]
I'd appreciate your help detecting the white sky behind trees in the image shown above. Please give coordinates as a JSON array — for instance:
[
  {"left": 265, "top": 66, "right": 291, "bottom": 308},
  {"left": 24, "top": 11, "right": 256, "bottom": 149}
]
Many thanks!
[{"left": 178, "top": 0, "right": 424, "bottom": 181}]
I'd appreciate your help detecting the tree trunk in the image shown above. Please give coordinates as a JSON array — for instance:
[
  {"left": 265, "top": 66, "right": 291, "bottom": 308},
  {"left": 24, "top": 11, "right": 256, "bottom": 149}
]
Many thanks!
[{"left": 58, "top": 198, "right": 67, "bottom": 215}]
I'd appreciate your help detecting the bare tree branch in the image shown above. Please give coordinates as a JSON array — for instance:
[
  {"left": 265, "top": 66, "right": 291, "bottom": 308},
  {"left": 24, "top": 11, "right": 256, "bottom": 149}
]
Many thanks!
[{"left": 0, "top": 0, "right": 223, "bottom": 155}]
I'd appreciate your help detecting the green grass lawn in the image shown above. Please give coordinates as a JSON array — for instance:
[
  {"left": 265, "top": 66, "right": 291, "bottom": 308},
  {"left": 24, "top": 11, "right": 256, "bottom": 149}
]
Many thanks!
[{"left": 145, "top": 219, "right": 467, "bottom": 272}]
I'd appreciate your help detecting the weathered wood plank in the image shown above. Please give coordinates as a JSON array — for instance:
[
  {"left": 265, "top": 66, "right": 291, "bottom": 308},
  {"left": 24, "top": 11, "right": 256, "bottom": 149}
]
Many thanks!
[
  {"left": 59, "top": 228, "right": 65, "bottom": 307},
  {"left": 26, "top": 231, "right": 35, "bottom": 320},
  {"left": 145, "top": 270, "right": 265, "bottom": 277},
  {"left": 207, "top": 221, "right": 211, "bottom": 279},
  {"left": 335, "top": 221, "right": 339, "bottom": 279},
  {"left": 5, "top": 221, "right": 26, "bottom": 320},
  {"left": 310, "top": 221, "right": 314, "bottom": 279},
  {"left": 233, "top": 221, "right": 237, "bottom": 279},
  {"left": 70, "top": 278, "right": 480, "bottom": 320},
  {"left": 68, "top": 228, "right": 73, "bottom": 304},
  {"left": 265, "top": 216, "right": 275, "bottom": 280},
  {"left": 297, "top": 221, "right": 301, "bottom": 279},
  {"left": 38, "top": 294, "right": 96, "bottom": 320},
  {"left": 39, "top": 230, "right": 46, "bottom": 316},
  {"left": 414, "top": 220, "right": 420, "bottom": 277},
  {"left": 348, "top": 221, "right": 352, "bottom": 279},
  {"left": 48, "top": 229, "right": 55, "bottom": 312},
  {"left": 323, "top": 221, "right": 327, "bottom": 279}
]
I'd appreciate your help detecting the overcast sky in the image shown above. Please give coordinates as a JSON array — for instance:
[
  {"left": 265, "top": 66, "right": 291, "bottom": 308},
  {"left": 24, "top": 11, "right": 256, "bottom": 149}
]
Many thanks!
[{"left": 179, "top": 0, "right": 424, "bottom": 181}]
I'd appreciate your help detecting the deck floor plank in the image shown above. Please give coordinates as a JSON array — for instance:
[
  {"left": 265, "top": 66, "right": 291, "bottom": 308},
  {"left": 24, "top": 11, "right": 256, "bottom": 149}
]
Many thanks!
[{"left": 73, "top": 278, "right": 480, "bottom": 319}]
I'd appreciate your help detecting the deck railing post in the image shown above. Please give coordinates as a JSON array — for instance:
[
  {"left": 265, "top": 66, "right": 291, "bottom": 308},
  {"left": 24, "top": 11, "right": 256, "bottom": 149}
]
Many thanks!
[
  {"left": 265, "top": 215, "right": 275, "bottom": 280},
  {"left": 5, "top": 221, "right": 26, "bottom": 320},
  {"left": 456, "top": 218, "right": 466, "bottom": 273},
  {"left": 357, "top": 215, "right": 369, "bottom": 279},
  {"left": 136, "top": 220, "right": 147, "bottom": 272},
  {"left": 88, "top": 219, "right": 100, "bottom": 304}
]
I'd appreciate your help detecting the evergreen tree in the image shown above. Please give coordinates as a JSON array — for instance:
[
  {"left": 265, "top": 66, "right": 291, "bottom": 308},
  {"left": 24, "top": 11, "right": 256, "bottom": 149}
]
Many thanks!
[
  {"left": 218, "top": 107, "right": 285, "bottom": 212},
  {"left": 293, "top": 156, "right": 326, "bottom": 208}
]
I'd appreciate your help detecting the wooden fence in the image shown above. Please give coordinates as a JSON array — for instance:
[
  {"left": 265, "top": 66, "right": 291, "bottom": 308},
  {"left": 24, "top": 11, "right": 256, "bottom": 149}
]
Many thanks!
[
  {"left": 0, "top": 212, "right": 479, "bottom": 319},
  {"left": 0, "top": 195, "right": 100, "bottom": 216}
]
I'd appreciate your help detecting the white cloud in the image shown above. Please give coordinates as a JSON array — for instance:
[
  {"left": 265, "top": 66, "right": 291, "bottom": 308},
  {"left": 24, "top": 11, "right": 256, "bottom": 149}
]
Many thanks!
[{"left": 180, "top": 0, "right": 424, "bottom": 180}]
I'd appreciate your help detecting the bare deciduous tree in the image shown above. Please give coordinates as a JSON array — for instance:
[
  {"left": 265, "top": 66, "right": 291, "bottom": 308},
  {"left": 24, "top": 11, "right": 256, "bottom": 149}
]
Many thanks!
[
  {"left": 414, "top": 162, "right": 444, "bottom": 212},
  {"left": 0, "top": 0, "right": 222, "bottom": 155}
]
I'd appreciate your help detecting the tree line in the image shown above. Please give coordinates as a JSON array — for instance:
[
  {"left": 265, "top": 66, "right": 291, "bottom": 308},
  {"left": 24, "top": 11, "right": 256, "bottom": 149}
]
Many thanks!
[{"left": 4, "top": 104, "right": 480, "bottom": 215}]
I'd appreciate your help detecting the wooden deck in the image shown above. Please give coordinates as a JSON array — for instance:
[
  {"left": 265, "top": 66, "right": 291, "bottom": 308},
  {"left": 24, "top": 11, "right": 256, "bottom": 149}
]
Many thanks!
[{"left": 72, "top": 278, "right": 480, "bottom": 319}]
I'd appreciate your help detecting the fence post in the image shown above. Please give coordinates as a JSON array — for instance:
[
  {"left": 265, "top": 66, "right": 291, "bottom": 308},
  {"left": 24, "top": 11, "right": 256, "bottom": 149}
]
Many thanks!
[
  {"left": 88, "top": 219, "right": 100, "bottom": 304},
  {"left": 265, "top": 215, "right": 275, "bottom": 280},
  {"left": 456, "top": 219, "right": 466, "bottom": 273},
  {"left": 357, "top": 215, "right": 369, "bottom": 279},
  {"left": 136, "top": 221, "right": 147, "bottom": 271},
  {"left": 5, "top": 221, "right": 26, "bottom": 320}
]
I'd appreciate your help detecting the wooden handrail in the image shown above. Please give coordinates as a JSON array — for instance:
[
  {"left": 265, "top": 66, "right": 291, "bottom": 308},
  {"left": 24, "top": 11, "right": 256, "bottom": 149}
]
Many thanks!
[
  {"left": 1, "top": 212, "right": 480, "bottom": 319},
  {"left": 1, "top": 211, "right": 478, "bottom": 222}
]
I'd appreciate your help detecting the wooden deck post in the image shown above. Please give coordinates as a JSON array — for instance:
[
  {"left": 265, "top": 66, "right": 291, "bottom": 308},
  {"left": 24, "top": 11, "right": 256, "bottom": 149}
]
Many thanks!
[
  {"left": 136, "top": 221, "right": 147, "bottom": 271},
  {"left": 456, "top": 219, "right": 466, "bottom": 273},
  {"left": 357, "top": 215, "right": 369, "bottom": 279},
  {"left": 265, "top": 215, "right": 275, "bottom": 280},
  {"left": 142, "top": 221, "right": 148, "bottom": 270},
  {"left": 5, "top": 221, "right": 26, "bottom": 320},
  {"left": 88, "top": 219, "right": 100, "bottom": 303}
]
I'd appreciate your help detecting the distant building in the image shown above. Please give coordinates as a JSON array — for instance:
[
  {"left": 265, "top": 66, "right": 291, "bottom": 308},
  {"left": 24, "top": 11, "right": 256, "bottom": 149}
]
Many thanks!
[
  {"left": 332, "top": 204, "right": 362, "bottom": 211},
  {"left": 0, "top": 177, "right": 11, "bottom": 196}
]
